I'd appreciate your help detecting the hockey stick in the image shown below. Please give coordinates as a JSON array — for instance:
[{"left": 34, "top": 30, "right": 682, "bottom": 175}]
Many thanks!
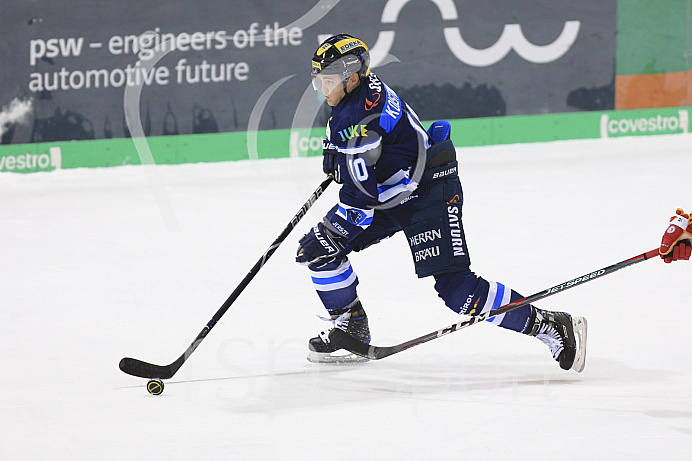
[
  {"left": 331, "top": 248, "right": 660, "bottom": 360},
  {"left": 119, "top": 175, "right": 334, "bottom": 379}
]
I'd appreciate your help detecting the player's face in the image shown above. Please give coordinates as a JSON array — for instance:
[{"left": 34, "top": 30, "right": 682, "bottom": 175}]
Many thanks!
[{"left": 315, "top": 74, "right": 345, "bottom": 106}]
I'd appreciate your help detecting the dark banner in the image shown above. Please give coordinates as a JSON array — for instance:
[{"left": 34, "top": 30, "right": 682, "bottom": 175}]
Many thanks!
[{"left": 0, "top": 0, "right": 616, "bottom": 144}]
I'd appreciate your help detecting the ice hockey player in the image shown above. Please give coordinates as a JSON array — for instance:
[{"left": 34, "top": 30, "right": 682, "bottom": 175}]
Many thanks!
[{"left": 295, "top": 34, "right": 590, "bottom": 369}]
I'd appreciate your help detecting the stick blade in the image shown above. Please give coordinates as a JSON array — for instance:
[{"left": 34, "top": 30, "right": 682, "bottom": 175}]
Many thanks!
[
  {"left": 119, "top": 357, "right": 178, "bottom": 380},
  {"left": 329, "top": 329, "right": 381, "bottom": 360}
]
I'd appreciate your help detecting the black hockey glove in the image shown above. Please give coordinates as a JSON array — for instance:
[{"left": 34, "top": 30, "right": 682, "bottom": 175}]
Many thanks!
[
  {"left": 322, "top": 146, "right": 341, "bottom": 183},
  {"left": 296, "top": 222, "right": 346, "bottom": 267}
]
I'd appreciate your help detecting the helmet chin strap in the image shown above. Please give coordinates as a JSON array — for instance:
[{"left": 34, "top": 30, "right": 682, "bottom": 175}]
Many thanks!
[
  {"left": 342, "top": 73, "right": 362, "bottom": 95},
  {"left": 341, "top": 72, "right": 352, "bottom": 94}
]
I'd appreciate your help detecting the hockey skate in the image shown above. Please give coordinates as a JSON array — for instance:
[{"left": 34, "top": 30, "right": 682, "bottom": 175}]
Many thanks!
[
  {"left": 526, "top": 308, "right": 588, "bottom": 372},
  {"left": 307, "top": 304, "right": 371, "bottom": 364}
]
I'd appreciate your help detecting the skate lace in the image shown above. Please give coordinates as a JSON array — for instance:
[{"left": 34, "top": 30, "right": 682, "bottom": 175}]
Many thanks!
[
  {"left": 536, "top": 323, "right": 564, "bottom": 359},
  {"left": 316, "top": 311, "right": 351, "bottom": 344}
]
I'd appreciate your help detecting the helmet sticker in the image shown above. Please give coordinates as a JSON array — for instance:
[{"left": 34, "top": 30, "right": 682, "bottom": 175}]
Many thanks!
[
  {"left": 334, "top": 38, "right": 368, "bottom": 53},
  {"left": 316, "top": 42, "right": 333, "bottom": 56}
]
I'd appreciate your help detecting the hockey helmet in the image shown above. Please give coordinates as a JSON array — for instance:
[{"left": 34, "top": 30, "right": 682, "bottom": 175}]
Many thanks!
[{"left": 311, "top": 34, "right": 370, "bottom": 91}]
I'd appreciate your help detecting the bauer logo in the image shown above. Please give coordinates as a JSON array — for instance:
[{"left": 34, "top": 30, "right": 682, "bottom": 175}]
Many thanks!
[
  {"left": 600, "top": 110, "right": 688, "bottom": 138},
  {"left": 0, "top": 146, "right": 62, "bottom": 173}
]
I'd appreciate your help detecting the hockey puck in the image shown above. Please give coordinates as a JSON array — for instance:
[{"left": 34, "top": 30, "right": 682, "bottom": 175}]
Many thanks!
[{"left": 146, "top": 379, "right": 164, "bottom": 395}]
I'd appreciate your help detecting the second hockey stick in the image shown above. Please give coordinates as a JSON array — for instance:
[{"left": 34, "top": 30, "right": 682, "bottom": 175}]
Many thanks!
[
  {"left": 119, "top": 175, "right": 334, "bottom": 380},
  {"left": 330, "top": 248, "right": 660, "bottom": 360}
]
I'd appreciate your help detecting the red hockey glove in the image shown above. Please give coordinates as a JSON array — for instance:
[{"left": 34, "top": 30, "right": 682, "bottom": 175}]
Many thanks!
[{"left": 660, "top": 208, "right": 692, "bottom": 263}]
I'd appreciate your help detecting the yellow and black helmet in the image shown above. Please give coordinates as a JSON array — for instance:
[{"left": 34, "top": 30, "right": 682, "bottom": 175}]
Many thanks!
[{"left": 311, "top": 34, "right": 370, "bottom": 89}]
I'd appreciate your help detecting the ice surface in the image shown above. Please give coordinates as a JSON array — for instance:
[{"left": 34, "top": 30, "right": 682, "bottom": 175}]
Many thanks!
[{"left": 1, "top": 135, "right": 691, "bottom": 459}]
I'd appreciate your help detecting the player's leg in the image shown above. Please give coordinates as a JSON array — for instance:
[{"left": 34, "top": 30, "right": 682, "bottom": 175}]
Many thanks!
[
  {"left": 434, "top": 270, "right": 586, "bottom": 372},
  {"left": 401, "top": 173, "right": 586, "bottom": 371},
  {"left": 306, "top": 256, "right": 372, "bottom": 362},
  {"left": 305, "top": 208, "right": 401, "bottom": 362}
]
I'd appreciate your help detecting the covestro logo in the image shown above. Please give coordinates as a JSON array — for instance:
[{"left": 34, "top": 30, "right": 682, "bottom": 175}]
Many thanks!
[
  {"left": 600, "top": 110, "right": 688, "bottom": 138},
  {"left": 0, "top": 146, "right": 62, "bottom": 172}
]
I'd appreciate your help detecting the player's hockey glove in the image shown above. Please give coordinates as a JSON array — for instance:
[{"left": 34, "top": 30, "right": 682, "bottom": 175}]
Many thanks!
[
  {"left": 296, "top": 221, "right": 346, "bottom": 267},
  {"left": 660, "top": 208, "right": 692, "bottom": 263},
  {"left": 322, "top": 143, "right": 341, "bottom": 183}
]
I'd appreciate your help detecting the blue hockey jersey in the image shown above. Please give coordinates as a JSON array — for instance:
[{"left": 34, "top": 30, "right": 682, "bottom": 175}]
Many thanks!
[{"left": 324, "top": 72, "right": 431, "bottom": 243}]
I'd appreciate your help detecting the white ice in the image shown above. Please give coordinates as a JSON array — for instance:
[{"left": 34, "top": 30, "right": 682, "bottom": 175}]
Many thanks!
[{"left": 1, "top": 134, "right": 691, "bottom": 460}]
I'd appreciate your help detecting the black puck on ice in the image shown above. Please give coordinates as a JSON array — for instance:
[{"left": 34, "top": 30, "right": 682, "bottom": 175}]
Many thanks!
[{"left": 146, "top": 379, "right": 164, "bottom": 395}]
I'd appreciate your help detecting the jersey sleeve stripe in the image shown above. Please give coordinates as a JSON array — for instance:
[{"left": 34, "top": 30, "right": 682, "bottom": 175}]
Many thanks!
[
  {"left": 405, "top": 103, "right": 432, "bottom": 150},
  {"left": 377, "top": 169, "right": 418, "bottom": 202},
  {"left": 336, "top": 136, "right": 382, "bottom": 155}
]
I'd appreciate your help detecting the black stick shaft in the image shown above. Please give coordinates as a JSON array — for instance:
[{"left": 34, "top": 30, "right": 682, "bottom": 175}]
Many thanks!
[
  {"left": 208, "top": 175, "right": 333, "bottom": 329},
  {"left": 332, "top": 248, "right": 660, "bottom": 360},
  {"left": 120, "top": 176, "right": 333, "bottom": 379}
]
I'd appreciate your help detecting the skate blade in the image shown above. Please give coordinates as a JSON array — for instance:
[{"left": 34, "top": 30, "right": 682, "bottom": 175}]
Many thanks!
[
  {"left": 571, "top": 316, "right": 588, "bottom": 373},
  {"left": 307, "top": 349, "right": 370, "bottom": 364}
]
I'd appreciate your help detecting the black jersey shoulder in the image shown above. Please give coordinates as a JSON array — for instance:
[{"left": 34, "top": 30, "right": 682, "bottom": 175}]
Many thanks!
[{"left": 327, "top": 73, "right": 405, "bottom": 151}]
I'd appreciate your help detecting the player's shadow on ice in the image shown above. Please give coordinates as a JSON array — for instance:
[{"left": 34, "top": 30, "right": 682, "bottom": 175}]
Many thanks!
[
  {"left": 221, "top": 354, "right": 676, "bottom": 415},
  {"left": 221, "top": 358, "right": 578, "bottom": 414}
]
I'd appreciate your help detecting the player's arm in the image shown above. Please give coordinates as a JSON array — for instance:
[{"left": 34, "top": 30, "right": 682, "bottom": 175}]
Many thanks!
[
  {"left": 322, "top": 138, "right": 341, "bottom": 183},
  {"left": 327, "top": 132, "right": 382, "bottom": 233},
  {"left": 296, "top": 137, "right": 382, "bottom": 266}
]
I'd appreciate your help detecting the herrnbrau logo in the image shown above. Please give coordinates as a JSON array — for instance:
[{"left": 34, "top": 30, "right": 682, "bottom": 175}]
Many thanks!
[
  {"left": 409, "top": 229, "right": 442, "bottom": 247},
  {"left": 415, "top": 246, "right": 440, "bottom": 262}
]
